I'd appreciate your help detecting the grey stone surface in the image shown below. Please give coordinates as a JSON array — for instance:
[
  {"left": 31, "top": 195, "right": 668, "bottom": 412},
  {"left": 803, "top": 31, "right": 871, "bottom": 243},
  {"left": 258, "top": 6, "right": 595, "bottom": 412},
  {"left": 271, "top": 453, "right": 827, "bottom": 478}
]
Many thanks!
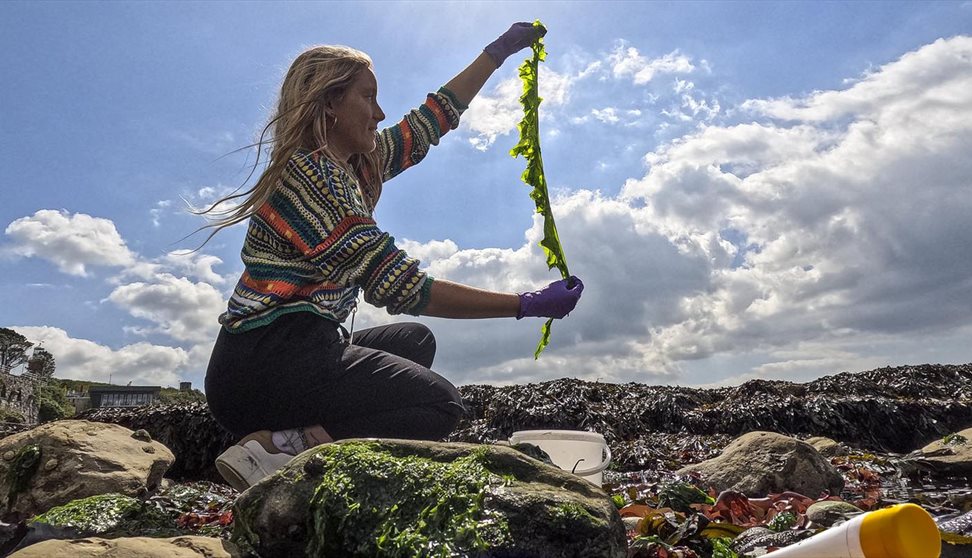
[{"left": 676, "top": 431, "right": 844, "bottom": 497}]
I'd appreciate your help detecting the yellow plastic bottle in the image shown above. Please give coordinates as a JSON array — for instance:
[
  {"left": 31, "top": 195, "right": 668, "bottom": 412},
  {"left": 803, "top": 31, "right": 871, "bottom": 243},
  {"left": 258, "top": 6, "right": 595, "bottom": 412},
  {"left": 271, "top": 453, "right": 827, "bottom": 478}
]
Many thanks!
[{"left": 768, "top": 503, "right": 941, "bottom": 558}]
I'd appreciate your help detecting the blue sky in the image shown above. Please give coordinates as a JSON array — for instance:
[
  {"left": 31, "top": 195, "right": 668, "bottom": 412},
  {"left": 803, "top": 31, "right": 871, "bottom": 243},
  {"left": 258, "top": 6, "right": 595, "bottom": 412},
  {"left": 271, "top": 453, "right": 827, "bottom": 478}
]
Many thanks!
[{"left": 2, "top": 1, "right": 971, "bottom": 390}]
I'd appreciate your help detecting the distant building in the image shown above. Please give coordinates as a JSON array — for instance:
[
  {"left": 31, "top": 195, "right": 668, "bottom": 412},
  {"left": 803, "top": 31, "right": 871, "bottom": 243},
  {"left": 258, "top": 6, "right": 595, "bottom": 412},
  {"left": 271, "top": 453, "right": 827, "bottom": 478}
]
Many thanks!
[
  {"left": 89, "top": 385, "right": 161, "bottom": 408},
  {"left": 65, "top": 389, "right": 92, "bottom": 414}
]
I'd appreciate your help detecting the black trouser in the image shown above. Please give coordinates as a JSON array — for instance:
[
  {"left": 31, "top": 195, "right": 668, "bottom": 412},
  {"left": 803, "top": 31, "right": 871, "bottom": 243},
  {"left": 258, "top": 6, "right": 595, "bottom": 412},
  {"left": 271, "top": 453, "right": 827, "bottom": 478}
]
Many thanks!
[{"left": 205, "top": 312, "right": 464, "bottom": 441}]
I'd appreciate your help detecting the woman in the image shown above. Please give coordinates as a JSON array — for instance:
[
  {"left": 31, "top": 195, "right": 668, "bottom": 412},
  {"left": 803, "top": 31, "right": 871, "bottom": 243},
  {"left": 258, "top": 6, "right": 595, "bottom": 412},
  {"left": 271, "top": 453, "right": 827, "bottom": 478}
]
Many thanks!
[{"left": 203, "top": 23, "right": 584, "bottom": 492}]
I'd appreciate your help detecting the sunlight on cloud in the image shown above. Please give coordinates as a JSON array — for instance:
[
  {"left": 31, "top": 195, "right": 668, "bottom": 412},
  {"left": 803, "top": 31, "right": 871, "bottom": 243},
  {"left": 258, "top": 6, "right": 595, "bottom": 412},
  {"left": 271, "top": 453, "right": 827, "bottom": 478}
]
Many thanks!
[
  {"left": 107, "top": 273, "right": 225, "bottom": 343},
  {"left": 462, "top": 66, "right": 585, "bottom": 150}
]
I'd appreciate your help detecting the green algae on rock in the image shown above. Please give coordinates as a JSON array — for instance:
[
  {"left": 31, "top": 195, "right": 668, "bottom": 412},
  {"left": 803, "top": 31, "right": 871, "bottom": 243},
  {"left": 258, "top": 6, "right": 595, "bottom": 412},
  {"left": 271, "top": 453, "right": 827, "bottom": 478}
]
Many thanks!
[
  {"left": 5, "top": 444, "right": 40, "bottom": 506},
  {"left": 233, "top": 438, "right": 627, "bottom": 558},
  {"left": 33, "top": 493, "right": 141, "bottom": 533},
  {"left": 307, "top": 442, "right": 510, "bottom": 557},
  {"left": 31, "top": 493, "right": 176, "bottom": 537}
]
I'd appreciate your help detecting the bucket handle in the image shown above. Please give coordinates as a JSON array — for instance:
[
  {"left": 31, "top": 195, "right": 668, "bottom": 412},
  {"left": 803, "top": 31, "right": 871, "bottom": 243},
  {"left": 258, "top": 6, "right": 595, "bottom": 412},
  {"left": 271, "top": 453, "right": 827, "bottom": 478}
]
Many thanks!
[{"left": 569, "top": 443, "right": 612, "bottom": 477}]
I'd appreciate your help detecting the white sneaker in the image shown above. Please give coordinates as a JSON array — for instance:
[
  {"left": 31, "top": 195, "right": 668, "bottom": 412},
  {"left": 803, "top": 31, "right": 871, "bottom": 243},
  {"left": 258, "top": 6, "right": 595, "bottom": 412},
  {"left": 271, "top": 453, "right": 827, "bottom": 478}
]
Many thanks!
[{"left": 215, "top": 430, "right": 293, "bottom": 492}]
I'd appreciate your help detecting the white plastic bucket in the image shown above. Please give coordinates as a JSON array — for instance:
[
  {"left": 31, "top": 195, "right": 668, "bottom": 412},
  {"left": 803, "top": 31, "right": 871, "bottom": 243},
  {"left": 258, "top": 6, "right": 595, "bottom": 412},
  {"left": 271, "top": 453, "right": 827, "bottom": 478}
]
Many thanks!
[{"left": 509, "top": 430, "right": 612, "bottom": 486}]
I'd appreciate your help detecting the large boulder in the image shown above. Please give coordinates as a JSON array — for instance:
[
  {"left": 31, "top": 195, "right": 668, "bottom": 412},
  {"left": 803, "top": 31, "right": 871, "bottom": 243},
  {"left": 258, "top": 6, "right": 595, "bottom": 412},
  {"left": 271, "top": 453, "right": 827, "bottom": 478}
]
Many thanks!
[
  {"left": 0, "top": 420, "right": 174, "bottom": 521},
  {"left": 904, "top": 427, "right": 972, "bottom": 475},
  {"left": 676, "top": 431, "right": 844, "bottom": 497},
  {"left": 233, "top": 439, "right": 627, "bottom": 558},
  {"left": 8, "top": 536, "right": 239, "bottom": 557},
  {"left": 80, "top": 403, "right": 236, "bottom": 482}
]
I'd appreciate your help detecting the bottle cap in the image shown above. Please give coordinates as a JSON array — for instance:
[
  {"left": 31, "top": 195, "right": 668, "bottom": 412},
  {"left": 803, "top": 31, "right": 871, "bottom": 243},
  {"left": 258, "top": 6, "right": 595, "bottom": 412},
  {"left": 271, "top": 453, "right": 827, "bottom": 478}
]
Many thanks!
[{"left": 859, "top": 503, "right": 941, "bottom": 558}]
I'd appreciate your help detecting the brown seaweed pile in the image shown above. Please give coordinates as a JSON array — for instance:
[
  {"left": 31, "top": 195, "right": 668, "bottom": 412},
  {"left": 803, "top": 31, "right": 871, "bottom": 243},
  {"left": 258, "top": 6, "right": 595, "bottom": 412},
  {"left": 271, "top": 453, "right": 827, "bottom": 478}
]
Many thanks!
[
  {"left": 449, "top": 363, "right": 972, "bottom": 469},
  {"left": 74, "top": 363, "right": 972, "bottom": 480}
]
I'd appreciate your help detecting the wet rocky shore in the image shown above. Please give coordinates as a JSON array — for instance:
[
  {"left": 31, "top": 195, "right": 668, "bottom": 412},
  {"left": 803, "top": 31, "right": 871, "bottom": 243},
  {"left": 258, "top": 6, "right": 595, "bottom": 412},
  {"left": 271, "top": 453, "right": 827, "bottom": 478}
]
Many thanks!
[{"left": 10, "top": 362, "right": 961, "bottom": 557}]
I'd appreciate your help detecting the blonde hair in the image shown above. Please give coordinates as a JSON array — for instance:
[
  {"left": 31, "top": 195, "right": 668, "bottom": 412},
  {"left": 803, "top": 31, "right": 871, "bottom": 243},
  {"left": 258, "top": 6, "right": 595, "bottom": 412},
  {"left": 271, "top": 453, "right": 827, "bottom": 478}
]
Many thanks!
[{"left": 192, "top": 45, "right": 384, "bottom": 247}]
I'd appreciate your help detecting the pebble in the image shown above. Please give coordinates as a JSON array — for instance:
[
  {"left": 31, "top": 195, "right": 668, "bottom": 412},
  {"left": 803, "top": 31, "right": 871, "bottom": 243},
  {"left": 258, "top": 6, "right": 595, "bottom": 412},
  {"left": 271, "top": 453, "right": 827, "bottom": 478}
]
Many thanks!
[
  {"left": 131, "top": 429, "right": 152, "bottom": 442},
  {"left": 806, "top": 500, "right": 862, "bottom": 528}
]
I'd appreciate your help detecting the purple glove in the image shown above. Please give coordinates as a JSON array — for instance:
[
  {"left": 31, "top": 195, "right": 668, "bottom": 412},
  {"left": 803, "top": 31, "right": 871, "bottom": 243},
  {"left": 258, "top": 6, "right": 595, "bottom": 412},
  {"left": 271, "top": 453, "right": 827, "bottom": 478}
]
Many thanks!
[
  {"left": 517, "top": 277, "right": 584, "bottom": 320},
  {"left": 484, "top": 22, "right": 547, "bottom": 68}
]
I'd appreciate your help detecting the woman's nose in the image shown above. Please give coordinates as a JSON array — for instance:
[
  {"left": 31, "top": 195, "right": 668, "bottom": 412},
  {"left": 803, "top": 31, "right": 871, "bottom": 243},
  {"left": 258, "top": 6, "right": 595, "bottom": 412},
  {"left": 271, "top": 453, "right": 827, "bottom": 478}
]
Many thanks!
[{"left": 375, "top": 104, "right": 385, "bottom": 123}]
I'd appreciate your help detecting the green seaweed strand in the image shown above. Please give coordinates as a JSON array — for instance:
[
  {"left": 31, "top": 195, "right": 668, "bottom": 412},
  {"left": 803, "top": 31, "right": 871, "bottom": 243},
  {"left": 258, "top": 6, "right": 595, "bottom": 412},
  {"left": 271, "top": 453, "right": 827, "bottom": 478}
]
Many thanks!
[{"left": 510, "top": 20, "right": 571, "bottom": 359}]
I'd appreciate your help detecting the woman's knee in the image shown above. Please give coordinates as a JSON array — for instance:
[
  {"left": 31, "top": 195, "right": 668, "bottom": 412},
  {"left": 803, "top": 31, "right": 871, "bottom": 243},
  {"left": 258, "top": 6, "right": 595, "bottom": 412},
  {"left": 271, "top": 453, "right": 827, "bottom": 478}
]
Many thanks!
[
  {"left": 428, "top": 396, "right": 465, "bottom": 439},
  {"left": 402, "top": 322, "right": 436, "bottom": 367}
]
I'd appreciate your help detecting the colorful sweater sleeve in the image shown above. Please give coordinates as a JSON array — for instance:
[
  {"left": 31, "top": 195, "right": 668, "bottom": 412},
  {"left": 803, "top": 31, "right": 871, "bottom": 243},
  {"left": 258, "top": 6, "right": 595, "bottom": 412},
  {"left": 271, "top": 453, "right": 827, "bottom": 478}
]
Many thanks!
[
  {"left": 260, "top": 151, "right": 433, "bottom": 316},
  {"left": 377, "top": 87, "right": 466, "bottom": 182}
]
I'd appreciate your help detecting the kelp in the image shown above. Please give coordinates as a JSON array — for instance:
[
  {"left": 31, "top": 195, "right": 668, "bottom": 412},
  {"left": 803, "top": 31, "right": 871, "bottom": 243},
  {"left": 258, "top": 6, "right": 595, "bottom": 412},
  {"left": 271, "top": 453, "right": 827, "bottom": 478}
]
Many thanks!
[{"left": 510, "top": 20, "right": 572, "bottom": 359}]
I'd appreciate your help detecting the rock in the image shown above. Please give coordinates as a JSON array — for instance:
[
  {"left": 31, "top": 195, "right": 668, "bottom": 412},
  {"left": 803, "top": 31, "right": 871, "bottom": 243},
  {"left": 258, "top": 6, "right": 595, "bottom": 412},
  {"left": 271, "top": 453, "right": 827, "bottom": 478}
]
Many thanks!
[
  {"left": 80, "top": 403, "right": 237, "bottom": 482},
  {"left": 805, "top": 436, "right": 848, "bottom": 457},
  {"left": 0, "top": 420, "right": 174, "bottom": 522},
  {"left": 906, "top": 427, "right": 972, "bottom": 475},
  {"left": 805, "top": 500, "right": 862, "bottom": 528},
  {"left": 732, "top": 526, "right": 814, "bottom": 554},
  {"left": 8, "top": 536, "right": 240, "bottom": 557},
  {"left": 233, "top": 438, "right": 627, "bottom": 558},
  {"left": 676, "top": 431, "right": 844, "bottom": 497},
  {"left": 939, "top": 509, "right": 972, "bottom": 535}
]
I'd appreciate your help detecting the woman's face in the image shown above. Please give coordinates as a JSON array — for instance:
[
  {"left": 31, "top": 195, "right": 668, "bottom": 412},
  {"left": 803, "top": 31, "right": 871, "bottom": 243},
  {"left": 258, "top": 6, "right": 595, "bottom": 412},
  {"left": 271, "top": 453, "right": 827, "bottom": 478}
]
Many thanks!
[{"left": 327, "top": 68, "right": 385, "bottom": 161}]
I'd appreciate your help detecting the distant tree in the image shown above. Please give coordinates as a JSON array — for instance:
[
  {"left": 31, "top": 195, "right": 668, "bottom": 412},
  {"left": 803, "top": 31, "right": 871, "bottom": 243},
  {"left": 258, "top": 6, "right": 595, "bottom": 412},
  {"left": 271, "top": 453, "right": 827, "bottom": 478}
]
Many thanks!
[
  {"left": 27, "top": 347, "right": 56, "bottom": 379},
  {"left": 158, "top": 386, "right": 207, "bottom": 405},
  {"left": 36, "top": 381, "right": 73, "bottom": 423},
  {"left": 0, "top": 328, "right": 33, "bottom": 374}
]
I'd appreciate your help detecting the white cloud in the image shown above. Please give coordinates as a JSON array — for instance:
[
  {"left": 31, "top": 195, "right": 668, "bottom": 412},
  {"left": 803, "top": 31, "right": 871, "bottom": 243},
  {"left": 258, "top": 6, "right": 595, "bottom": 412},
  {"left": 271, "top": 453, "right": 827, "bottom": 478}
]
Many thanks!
[
  {"left": 615, "top": 35, "right": 972, "bottom": 376},
  {"left": 462, "top": 65, "right": 590, "bottom": 150},
  {"left": 591, "top": 107, "right": 620, "bottom": 124},
  {"left": 4, "top": 210, "right": 137, "bottom": 276},
  {"left": 742, "top": 37, "right": 972, "bottom": 123},
  {"left": 13, "top": 326, "right": 188, "bottom": 387},
  {"left": 150, "top": 200, "right": 172, "bottom": 228},
  {"left": 160, "top": 251, "right": 229, "bottom": 285},
  {"left": 462, "top": 77, "right": 523, "bottom": 151},
  {"left": 360, "top": 35, "right": 972, "bottom": 386},
  {"left": 107, "top": 273, "right": 226, "bottom": 343},
  {"left": 610, "top": 45, "right": 696, "bottom": 85}
]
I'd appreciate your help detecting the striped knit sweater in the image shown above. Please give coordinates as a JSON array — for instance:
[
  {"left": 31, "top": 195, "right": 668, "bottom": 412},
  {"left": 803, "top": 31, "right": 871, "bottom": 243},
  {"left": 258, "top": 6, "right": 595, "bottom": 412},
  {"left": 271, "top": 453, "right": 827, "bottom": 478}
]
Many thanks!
[{"left": 219, "top": 88, "right": 466, "bottom": 332}]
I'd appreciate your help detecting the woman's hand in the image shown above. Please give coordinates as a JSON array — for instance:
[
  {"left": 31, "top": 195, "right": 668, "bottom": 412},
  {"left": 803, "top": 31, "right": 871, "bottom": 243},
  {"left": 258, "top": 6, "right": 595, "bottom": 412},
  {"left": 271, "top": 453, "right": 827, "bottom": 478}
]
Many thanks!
[
  {"left": 517, "top": 277, "right": 584, "bottom": 319},
  {"left": 484, "top": 22, "right": 548, "bottom": 68}
]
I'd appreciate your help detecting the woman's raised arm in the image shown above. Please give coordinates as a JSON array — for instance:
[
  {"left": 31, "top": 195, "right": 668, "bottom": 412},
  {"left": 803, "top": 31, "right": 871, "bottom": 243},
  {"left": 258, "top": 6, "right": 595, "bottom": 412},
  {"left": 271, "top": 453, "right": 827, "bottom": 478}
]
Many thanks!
[{"left": 444, "top": 22, "right": 547, "bottom": 108}]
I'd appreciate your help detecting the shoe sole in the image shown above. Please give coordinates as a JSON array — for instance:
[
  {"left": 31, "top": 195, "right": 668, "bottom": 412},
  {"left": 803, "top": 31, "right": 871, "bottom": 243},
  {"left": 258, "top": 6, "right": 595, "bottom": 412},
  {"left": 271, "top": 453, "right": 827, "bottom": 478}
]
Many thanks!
[{"left": 215, "top": 445, "right": 256, "bottom": 492}]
